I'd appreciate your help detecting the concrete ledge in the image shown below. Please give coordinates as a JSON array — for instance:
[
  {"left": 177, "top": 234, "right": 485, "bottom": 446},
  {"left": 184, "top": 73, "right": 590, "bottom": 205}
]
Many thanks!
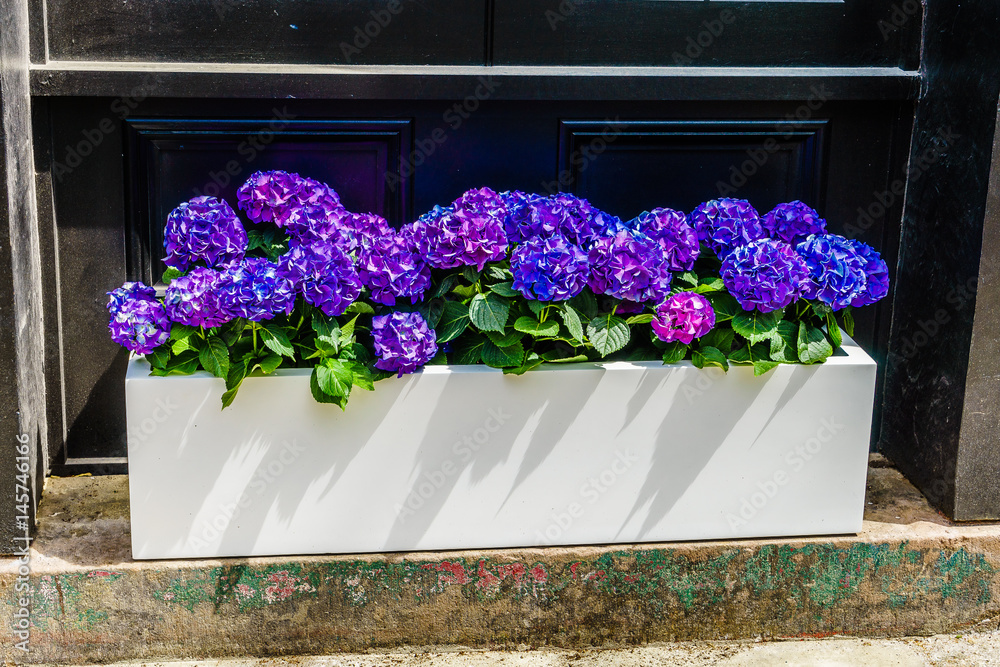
[{"left": 3, "top": 456, "right": 1000, "bottom": 663}]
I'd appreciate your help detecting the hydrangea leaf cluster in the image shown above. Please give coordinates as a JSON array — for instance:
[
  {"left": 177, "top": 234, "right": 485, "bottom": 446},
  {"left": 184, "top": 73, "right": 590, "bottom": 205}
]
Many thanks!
[
  {"left": 164, "top": 196, "right": 247, "bottom": 271},
  {"left": 372, "top": 311, "right": 439, "bottom": 377},
  {"left": 652, "top": 292, "right": 716, "bottom": 345}
]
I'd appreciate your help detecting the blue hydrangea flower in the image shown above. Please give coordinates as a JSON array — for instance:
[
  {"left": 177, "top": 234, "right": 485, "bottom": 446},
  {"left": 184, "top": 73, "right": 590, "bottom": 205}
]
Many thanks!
[
  {"left": 108, "top": 296, "right": 171, "bottom": 355},
  {"left": 277, "top": 243, "right": 361, "bottom": 317},
  {"left": 588, "top": 229, "right": 673, "bottom": 304},
  {"left": 218, "top": 257, "right": 296, "bottom": 322},
  {"left": 691, "top": 198, "right": 765, "bottom": 258},
  {"left": 631, "top": 208, "right": 700, "bottom": 271},
  {"left": 848, "top": 239, "right": 890, "bottom": 307},
  {"left": 286, "top": 206, "right": 356, "bottom": 251},
  {"left": 796, "top": 234, "right": 867, "bottom": 310},
  {"left": 164, "top": 196, "right": 247, "bottom": 271},
  {"left": 721, "top": 239, "right": 809, "bottom": 313},
  {"left": 237, "top": 170, "right": 342, "bottom": 226},
  {"left": 504, "top": 192, "right": 602, "bottom": 247},
  {"left": 106, "top": 282, "right": 157, "bottom": 315},
  {"left": 762, "top": 201, "right": 828, "bottom": 245},
  {"left": 402, "top": 205, "right": 507, "bottom": 271},
  {"left": 357, "top": 234, "right": 432, "bottom": 306},
  {"left": 511, "top": 233, "right": 590, "bottom": 301},
  {"left": 163, "top": 266, "right": 231, "bottom": 328},
  {"left": 372, "top": 311, "right": 439, "bottom": 377}
]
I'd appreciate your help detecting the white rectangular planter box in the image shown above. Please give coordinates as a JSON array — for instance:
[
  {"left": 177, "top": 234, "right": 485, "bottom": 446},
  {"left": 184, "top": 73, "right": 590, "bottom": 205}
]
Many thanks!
[{"left": 126, "top": 335, "right": 877, "bottom": 560}]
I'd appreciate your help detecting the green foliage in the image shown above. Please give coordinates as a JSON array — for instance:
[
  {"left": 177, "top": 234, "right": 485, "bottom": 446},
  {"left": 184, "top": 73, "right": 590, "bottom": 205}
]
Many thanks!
[
  {"left": 468, "top": 293, "right": 510, "bottom": 333},
  {"left": 587, "top": 315, "right": 630, "bottom": 357}
]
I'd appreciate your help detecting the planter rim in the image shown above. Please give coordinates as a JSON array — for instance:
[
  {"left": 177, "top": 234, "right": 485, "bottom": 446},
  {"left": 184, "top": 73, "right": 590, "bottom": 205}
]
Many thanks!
[{"left": 128, "top": 329, "right": 871, "bottom": 380}]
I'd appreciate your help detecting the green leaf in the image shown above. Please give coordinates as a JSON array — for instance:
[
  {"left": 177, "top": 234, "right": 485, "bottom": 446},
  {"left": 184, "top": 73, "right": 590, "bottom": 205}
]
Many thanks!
[
  {"left": 503, "top": 352, "right": 544, "bottom": 376},
  {"left": 675, "top": 271, "right": 699, "bottom": 289},
  {"left": 753, "top": 360, "right": 780, "bottom": 376},
  {"left": 220, "top": 318, "right": 246, "bottom": 347},
  {"left": 540, "top": 351, "right": 589, "bottom": 363},
  {"left": 161, "top": 267, "right": 184, "bottom": 283},
  {"left": 417, "top": 299, "right": 445, "bottom": 329},
  {"left": 468, "top": 293, "right": 510, "bottom": 333},
  {"left": 568, "top": 290, "right": 598, "bottom": 320},
  {"left": 728, "top": 342, "right": 771, "bottom": 364},
  {"left": 348, "top": 362, "right": 375, "bottom": 391},
  {"left": 480, "top": 339, "right": 525, "bottom": 368},
  {"left": 489, "top": 281, "right": 520, "bottom": 298},
  {"left": 450, "top": 333, "right": 487, "bottom": 366},
  {"left": 339, "top": 315, "right": 359, "bottom": 347},
  {"left": 261, "top": 321, "right": 295, "bottom": 358},
  {"left": 692, "top": 346, "right": 729, "bottom": 371},
  {"left": 486, "top": 328, "right": 524, "bottom": 347},
  {"left": 312, "top": 313, "right": 339, "bottom": 338},
  {"left": 706, "top": 292, "right": 740, "bottom": 323},
  {"left": 731, "top": 310, "right": 781, "bottom": 344},
  {"left": 841, "top": 307, "right": 856, "bottom": 337},
  {"left": 811, "top": 301, "right": 833, "bottom": 319},
  {"left": 825, "top": 311, "right": 843, "bottom": 348},
  {"left": 769, "top": 320, "right": 800, "bottom": 363},
  {"left": 587, "top": 315, "right": 630, "bottom": 357},
  {"left": 146, "top": 346, "right": 170, "bottom": 370},
  {"left": 625, "top": 314, "right": 654, "bottom": 325},
  {"left": 560, "top": 304, "right": 585, "bottom": 343},
  {"left": 170, "top": 324, "right": 197, "bottom": 342},
  {"left": 436, "top": 301, "right": 471, "bottom": 343},
  {"left": 487, "top": 266, "right": 512, "bottom": 281},
  {"left": 694, "top": 277, "right": 725, "bottom": 294},
  {"left": 317, "top": 359, "right": 354, "bottom": 398},
  {"left": 451, "top": 283, "right": 478, "bottom": 299},
  {"left": 345, "top": 301, "right": 375, "bottom": 315},
  {"left": 661, "top": 342, "right": 688, "bottom": 365},
  {"left": 526, "top": 300, "right": 547, "bottom": 317},
  {"left": 225, "top": 357, "right": 248, "bottom": 390},
  {"left": 797, "top": 321, "right": 834, "bottom": 364},
  {"left": 430, "top": 274, "right": 458, "bottom": 299},
  {"left": 310, "top": 367, "right": 346, "bottom": 408},
  {"left": 513, "top": 316, "right": 559, "bottom": 337},
  {"left": 198, "top": 337, "right": 230, "bottom": 379},
  {"left": 699, "top": 327, "right": 735, "bottom": 353},
  {"left": 258, "top": 353, "right": 282, "bottom": 375},
  {"left": 462, "top": 266, "right": 481, "bottom": 283}
]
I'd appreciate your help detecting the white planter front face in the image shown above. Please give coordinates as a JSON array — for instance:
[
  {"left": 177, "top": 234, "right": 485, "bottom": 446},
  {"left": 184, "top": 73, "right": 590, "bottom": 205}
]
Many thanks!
[{"left": 126, "top": 336, "right": 877, "bottom": 559}]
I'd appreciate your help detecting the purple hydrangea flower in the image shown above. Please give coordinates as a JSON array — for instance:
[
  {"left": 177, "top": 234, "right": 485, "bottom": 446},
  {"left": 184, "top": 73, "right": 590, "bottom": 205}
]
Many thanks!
[
  {"left": 218, "top": 257, "right": 296, "bottom": 322},
  {"left": 762, "top": 201, "right": 828, "bottom": 245},
  {"left": 163, "top": 196, "right": 247, "bottom": 271},
  {"left": 631, "top": 208, "right": 701, "bottom": 271},
  {"left": 372, "top": 311, "right": 439, "bottom": 377},
  {"left": 510, "top": 233, "right": 590, "bottom": 301},
  {"left": 453, "top": 187, "right": 509, "bottom": 225},
  {"left": 357, "top": 234, "right": 432, "bottom": 306},
  {"left": 403, "top": 205, "right": 507, "bottom": 271},
  {"left": 848, "top": 240, "right": 890, "bottom": 307},
  {"left": 237, "top": 171, "right": 342, "bottom": 226},
  {"left": 346, "top": 212, "right": 394, "bottom": 250},
  {"left": 277, "top": 243, "right": 361, "bottom": 317},
  {"left": 588, "top": 230, "right": 673, "bottom": 304},
  {"left": 505, "top": 193, "right": 602, "bottom": 247},
  {"left": 652, "top": 292, "right": 716, "bottom": 345},
  {"left": 691, "top": 198, "right": 765, "bottom": 259},
  {"left": 106, "top": 282, "right": 157, "bottom": 315},
  {"left": 286, "top": 206, "right": 356, "bottom": 250},
  {"left": 796, "top": 234, "right": 867, "bottom": 310},
  {"left": 108, "top": 296, "right": 171, "bottom": 355},
  {"left": 721, "top": 239, "right": 810, "bottom": 313},
  {"left": 163, "top": 266, "right": 231, "bottom": 328}
]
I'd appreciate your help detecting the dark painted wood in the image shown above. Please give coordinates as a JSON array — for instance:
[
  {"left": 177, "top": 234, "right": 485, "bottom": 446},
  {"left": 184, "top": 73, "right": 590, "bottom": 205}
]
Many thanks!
[
  {"left": 879, "top": 0, "right": 1000, "bottom": 520},
  {"left": 44, "top": 0, "right": 485, "bottom": 65},
  {"left": 495, "top": 0, "right": 920, "bottom": 68},
  {"left": 29, "top": 65, "right": 921, "bottom": 101}
]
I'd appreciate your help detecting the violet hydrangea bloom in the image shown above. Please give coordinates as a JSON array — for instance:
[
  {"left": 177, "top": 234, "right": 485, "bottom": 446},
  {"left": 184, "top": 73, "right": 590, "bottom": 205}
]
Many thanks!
[
  {"left": 163, "top": 196, "right": 247, "bottom": 271},
  {"left": 163, "top": 266, "right": 231, "bottom": 328},
  {"left": 762, "top": 201, "right": 827, "bottom": 245},
  {"left": 721, "top": 239, "right": 810, "bottom": 313},
  {"left": 357, "top": 234, "right": 432, "bottom": 306},
  {"left": 795, "top": 234, "right": 867, "bottom": 310},
  {"left": 109, "top": 296, "right": 171, "bottom": 355},
  {"left": 652, "top": 292, "right": 716, "bottom": 345},
  {"left": 219, "top": 257, "right": 296, "bottom": 322},
  {"left": 631, "top": 208, "right": 700, "bottom": 271},
  {"left": 277, "top": 243, "right": 361, "bottom": 317},
  {"left": 511, "top": 233, "right": 590, "bottom": 301},
  {"left": 403, "top": 205, "right": 507, "bottom": 271},
  {"left": 237, "top": 171, "right": 342, "bottom": 226},
  {"left": 106, "top": 281, "right": 157, "bottom": 315},
  {"left": 848, "top": 239, "right": 890, "bottom": 307},
  {"left": 587, "top": 229, "right": 673, "bottom": 304},
  {"left": 505, "top": 193, "right": 602, "bottom": 247},
  {"left": 285, "top": 206, "right": 355, "bottom": 250},
  {"left": 371, "top": 311, "right": 439, "bottom": 377},
  {"left": 453, "top": 187, "right": 509, "bottom": 224},
  {"left": 346, "top": 212, "right": 393, "bottom": 250},
  {"left": 691, "top": 198, "right": 765, "bottom": 259}
]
